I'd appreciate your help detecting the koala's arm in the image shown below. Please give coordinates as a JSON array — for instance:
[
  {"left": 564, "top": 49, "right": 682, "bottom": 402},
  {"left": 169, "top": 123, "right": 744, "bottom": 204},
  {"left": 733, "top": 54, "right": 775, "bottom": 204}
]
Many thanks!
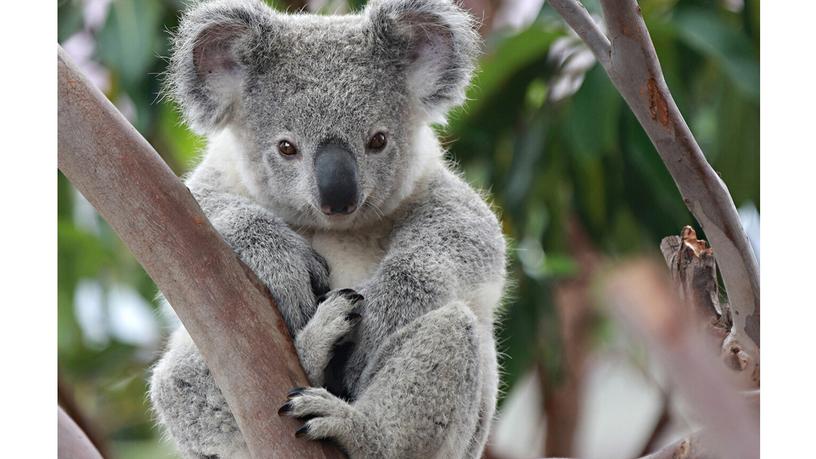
[
  {"left": 345, "top": 168, "right": 506, "bottom": 389},
  {"left": 188, "top": 176, "right": 331, "bottom": 333},
  {"left": 149, "top": 168, "right": 329, "bottom": 458},
  {"left": 370, "top": 168, "right": 505, "bottom": 327}
]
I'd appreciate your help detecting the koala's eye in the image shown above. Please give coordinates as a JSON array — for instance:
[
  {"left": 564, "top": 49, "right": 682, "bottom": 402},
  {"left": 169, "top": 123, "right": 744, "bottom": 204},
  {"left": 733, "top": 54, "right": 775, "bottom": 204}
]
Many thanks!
[
  {"left": 278, "top": 140, "right": 298, "bottom": 157},
  {"left": 367, "top": 132, "right": 387, "bottom": 151}
]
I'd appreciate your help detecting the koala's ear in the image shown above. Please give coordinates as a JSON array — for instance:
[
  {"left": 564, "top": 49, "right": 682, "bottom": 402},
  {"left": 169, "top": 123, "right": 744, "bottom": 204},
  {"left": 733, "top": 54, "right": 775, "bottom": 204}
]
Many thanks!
[
  {"left": 366, "top": 0, "right": 480, "bottom": 122},
  {"left": 167, "top": 0, "right": 274, "bottom": 134}
]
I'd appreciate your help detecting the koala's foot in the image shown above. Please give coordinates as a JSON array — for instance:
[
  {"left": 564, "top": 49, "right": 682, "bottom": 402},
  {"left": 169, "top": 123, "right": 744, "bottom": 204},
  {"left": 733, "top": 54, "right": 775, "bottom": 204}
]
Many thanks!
[
  {"left": 279, "top": 387, "right": 367, "bottom": 452},
  {"left": 295, "top": 289, "right": 363, "bottom": 389}
]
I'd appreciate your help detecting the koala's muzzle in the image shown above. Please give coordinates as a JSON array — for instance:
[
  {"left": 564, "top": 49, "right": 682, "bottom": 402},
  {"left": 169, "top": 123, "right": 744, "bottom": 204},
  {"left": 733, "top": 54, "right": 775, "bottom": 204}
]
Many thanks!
[{"left": 314, "top": 141, "right": 359, "bottom": 216}]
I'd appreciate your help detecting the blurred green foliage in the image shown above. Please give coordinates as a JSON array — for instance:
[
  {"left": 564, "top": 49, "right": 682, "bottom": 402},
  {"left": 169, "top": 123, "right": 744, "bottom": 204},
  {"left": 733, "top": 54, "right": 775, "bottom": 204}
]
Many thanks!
[{"left": 57, "top": 0, "right": 759, "bottom": 456}]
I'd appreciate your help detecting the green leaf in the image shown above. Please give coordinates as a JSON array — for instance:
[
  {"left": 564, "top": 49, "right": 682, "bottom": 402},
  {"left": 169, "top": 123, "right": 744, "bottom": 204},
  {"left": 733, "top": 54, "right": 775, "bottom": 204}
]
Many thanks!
[
  {"left": 58, "top": 0, "right": 85, "bottom": 43},
  {"left": 468, "top": 24, "right": 562, "bottom": 112},
  {"left": 96, "top": 0, "right": 163, "bottom": 88},
  {"left": 564, "top": 64, "right": 622, "bottom": 159},
  {"left": 155, "top": 100, "right": 205, "bottom": 175},
  {"left": 672, "top": 7, "right": 759, "bottom": 99}
]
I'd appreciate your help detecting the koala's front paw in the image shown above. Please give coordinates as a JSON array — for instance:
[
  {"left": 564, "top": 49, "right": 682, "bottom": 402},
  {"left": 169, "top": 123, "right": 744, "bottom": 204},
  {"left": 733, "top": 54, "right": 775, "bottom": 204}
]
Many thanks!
[
  {"left": 295, "top": 289, "right": 364, "bottom": 388},
  {"left": 278, "top": 387, "right": 360, "bottom": 443}
]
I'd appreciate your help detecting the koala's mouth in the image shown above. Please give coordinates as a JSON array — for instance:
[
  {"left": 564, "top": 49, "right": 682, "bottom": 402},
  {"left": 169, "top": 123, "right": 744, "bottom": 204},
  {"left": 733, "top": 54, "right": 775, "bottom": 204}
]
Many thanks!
[{"left": 311, "top": 192, "right": 373, "bottom": 228}]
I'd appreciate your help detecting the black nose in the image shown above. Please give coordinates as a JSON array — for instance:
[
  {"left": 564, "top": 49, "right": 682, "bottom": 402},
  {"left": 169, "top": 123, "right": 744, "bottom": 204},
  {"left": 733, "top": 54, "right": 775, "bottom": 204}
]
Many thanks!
[{"left": 314, "top": 141, "right": 359, "bottom": 216}]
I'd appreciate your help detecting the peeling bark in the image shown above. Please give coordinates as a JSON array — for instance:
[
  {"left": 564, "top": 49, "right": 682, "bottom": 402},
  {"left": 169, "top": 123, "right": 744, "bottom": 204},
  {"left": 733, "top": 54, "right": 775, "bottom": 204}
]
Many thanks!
[{"left": 661, "top": 226, "right": 759, "bottom": 388}]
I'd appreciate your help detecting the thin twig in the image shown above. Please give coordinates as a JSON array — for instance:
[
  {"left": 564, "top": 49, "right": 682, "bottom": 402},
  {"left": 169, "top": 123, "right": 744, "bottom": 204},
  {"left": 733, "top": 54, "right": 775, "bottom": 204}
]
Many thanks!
[
  {"left": 548, "top": 0, "right": 611, "bottom": 67},
  {"left": 540, "top": 218, "right": 597, "bottom": 456}
]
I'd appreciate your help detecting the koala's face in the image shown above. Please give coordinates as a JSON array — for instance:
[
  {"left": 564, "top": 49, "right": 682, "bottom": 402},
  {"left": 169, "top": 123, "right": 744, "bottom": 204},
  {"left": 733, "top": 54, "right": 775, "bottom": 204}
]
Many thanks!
[
  {"left": 169, "top": 0, "right": 479, "bottom": 229},
  {"left": 233, "top": 21, "right": 413, "bottom": 228}
]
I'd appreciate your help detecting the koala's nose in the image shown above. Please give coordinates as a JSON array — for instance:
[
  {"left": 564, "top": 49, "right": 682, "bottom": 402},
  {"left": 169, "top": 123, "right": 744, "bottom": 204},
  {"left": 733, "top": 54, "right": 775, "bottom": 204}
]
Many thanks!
[{"left": 314, "top": 141, "right": 359, "bottom": 216}]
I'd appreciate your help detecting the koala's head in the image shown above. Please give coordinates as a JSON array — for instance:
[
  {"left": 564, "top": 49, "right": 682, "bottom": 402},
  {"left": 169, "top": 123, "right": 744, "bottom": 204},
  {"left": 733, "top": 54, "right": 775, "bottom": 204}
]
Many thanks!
[{"left": 168, "top": 0, "right": 479, "bottom": 229}]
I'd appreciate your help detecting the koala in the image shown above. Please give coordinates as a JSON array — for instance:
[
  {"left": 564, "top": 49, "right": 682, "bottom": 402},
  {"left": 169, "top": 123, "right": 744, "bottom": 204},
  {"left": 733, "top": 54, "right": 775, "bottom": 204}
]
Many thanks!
[{"left": 148, "top": 0, "right": 507, "bottom": 458}]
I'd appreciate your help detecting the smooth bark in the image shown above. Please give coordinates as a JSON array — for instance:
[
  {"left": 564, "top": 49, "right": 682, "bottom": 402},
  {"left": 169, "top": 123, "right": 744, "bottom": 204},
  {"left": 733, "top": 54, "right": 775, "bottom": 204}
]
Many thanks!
[{"left": 58, "top": 407, "right": 103, "bottom": 459}]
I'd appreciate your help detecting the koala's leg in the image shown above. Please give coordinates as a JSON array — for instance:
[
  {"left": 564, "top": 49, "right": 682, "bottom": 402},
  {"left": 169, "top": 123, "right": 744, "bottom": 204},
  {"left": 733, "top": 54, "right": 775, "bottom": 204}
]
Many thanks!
[
  {"left": 149, "top": 328, "right": 249, "bottom": 459},
  {"left": 465, "top": 331, "right": 499, "bottom": 457},
  {"left": 282, "top": 301, "right": 488, "bottom": 459}
]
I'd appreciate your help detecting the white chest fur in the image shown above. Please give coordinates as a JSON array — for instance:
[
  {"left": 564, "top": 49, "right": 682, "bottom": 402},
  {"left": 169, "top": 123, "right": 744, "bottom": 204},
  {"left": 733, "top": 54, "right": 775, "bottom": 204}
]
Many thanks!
[{"left": 304, "top": 226, "right": 391, "bottom": 290}]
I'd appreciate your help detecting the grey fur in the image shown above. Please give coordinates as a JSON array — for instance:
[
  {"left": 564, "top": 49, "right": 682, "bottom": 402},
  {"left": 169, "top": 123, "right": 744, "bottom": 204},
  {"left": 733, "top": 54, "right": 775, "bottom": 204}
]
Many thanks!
[{"left": 149, "top": 0, "right": 505, "bottom": 458}]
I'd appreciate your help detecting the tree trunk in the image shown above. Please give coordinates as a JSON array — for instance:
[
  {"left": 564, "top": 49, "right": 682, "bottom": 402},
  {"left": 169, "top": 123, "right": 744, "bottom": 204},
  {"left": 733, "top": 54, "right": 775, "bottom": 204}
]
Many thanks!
[{"left": 57, "top": 46, "right": 342, "bottom": 459}]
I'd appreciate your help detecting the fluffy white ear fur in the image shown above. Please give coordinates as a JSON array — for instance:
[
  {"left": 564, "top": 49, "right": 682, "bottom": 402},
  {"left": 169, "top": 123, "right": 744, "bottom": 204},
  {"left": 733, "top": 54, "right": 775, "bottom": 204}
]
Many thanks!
[
  {"left": 366, "top": 0, "right": 480, "bottom": 123},
  {"left": 191, "top": 23, "right": 248, "bottom": 114}
]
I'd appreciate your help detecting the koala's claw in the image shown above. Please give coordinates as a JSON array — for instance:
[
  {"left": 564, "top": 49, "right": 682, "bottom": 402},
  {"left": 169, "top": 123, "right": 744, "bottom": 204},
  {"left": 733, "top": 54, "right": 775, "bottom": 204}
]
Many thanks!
[
  {"left": 278, "top": 401, "right": 292, "bottom": 416},
  {"left": 280, "top": 388, "right": 357, "bottom": 442},
  {"left": 295, "top": 425, "right": 309, "bottom": 438},
  {"left": 319, "top": 288, "right": 364, "bottom": 306},
  {"left": 336, "top": 288, "right": 364, "bottom": 304},
  {"left": 287, "top": 387, "right": 306, "bottom": 399},
  {"left": 346, "top": 312, "right": 362, "bottom": 324}
]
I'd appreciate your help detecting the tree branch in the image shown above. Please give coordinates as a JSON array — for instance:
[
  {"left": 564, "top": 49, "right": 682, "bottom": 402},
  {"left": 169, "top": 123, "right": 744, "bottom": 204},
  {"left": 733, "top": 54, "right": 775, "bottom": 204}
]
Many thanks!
[
  {"left": 539, "top": 217, "right": 598, "bottom": 456},
  {"left": 59, "top": 406, "right": 103, "bottom": 459},
  {"left": 57, "top": 46, "right": 342, "bottom": 459},
  {"left": 549, "top": 0, "right": 760, "bottom": 357},
  {"left": 58, "top": 376, "right": 110, "bottom": 458}
]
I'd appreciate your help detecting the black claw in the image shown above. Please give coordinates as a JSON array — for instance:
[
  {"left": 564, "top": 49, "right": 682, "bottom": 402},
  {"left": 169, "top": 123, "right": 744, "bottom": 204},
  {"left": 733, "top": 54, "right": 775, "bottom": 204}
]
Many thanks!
[
  {"left": 295, "top": 424, "right": 309, "bottom": 438},
  {"left": 347, "top": 293, "right": 364, "bottom": 304},
  {"left": 288, "top": 387, "right": 306, "bottom": 399},
  {"left": 278, "top": 402, "right": 292, "bottom": 416},
  {"left": 345, "top": 312, "right": 362, "bottom": 323},
  {"left": 337, "top": 288, "right": 364, "bottom": 304}
]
